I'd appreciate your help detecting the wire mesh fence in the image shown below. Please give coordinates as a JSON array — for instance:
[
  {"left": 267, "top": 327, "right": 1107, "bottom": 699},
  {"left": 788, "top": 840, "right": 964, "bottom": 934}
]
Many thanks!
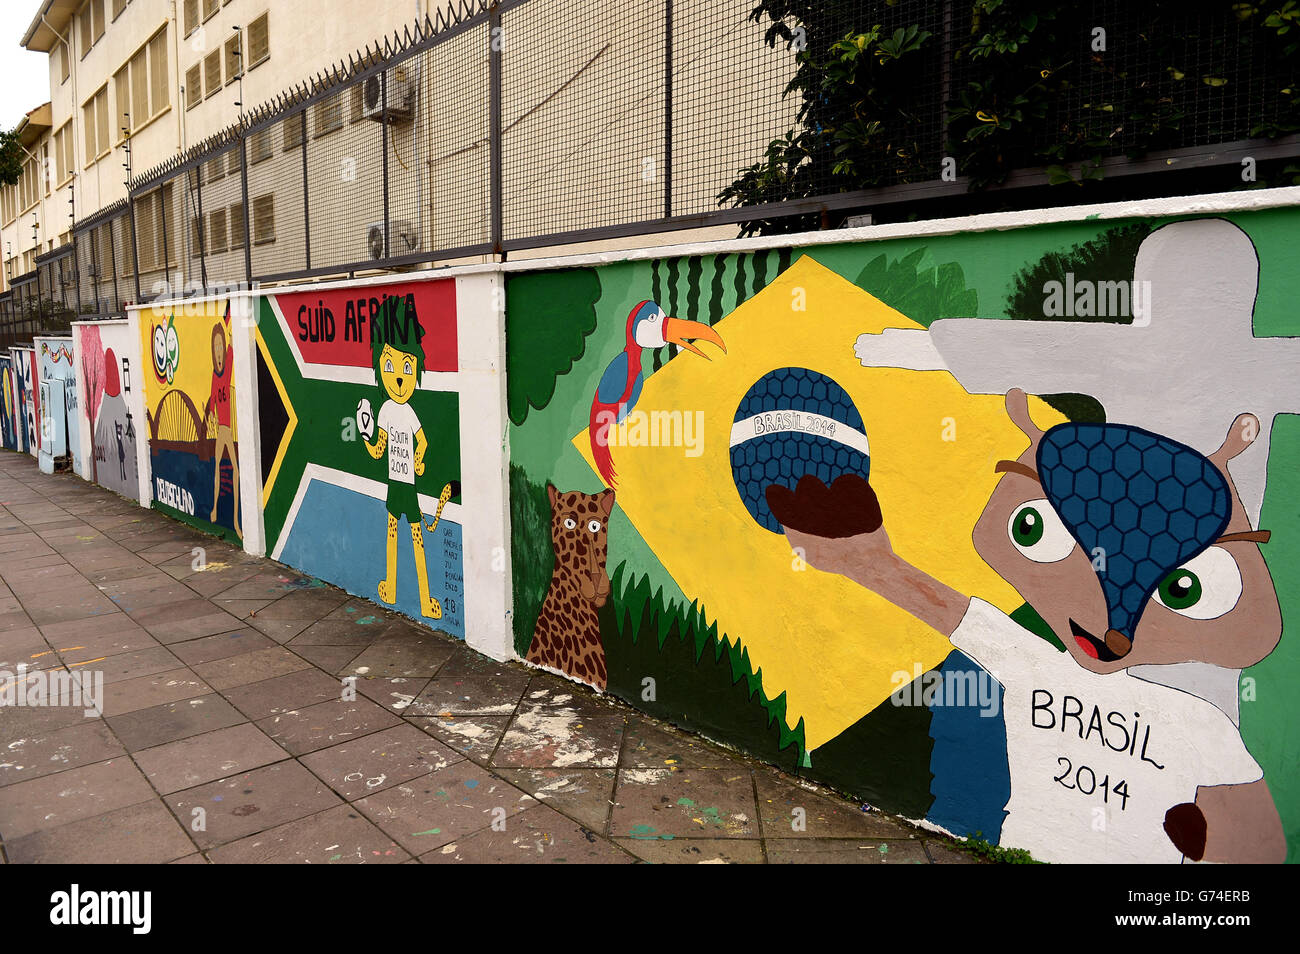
[{"left": 5, "top": 0, "right": 1298, "bottom": 341}]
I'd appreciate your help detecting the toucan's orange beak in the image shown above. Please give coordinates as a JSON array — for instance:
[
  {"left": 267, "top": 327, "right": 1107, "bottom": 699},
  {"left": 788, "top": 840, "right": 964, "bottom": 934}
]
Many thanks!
[{"left": 663, "top": 316, "right": 726, "bottom": 359}]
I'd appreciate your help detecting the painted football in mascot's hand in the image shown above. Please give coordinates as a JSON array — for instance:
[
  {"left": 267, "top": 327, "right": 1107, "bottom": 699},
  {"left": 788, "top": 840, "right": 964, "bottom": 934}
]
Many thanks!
[
  {"left": 356, "top": 398, "right": 374, "bottom": 441},
  {"left": 730, "top": 367, "right": 872, "bottom": 534}
]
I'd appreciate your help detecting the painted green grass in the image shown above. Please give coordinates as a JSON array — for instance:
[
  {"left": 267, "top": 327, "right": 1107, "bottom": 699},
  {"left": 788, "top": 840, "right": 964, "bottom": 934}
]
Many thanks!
[
  {"left": 510, "top": 464, "right": 553, "bottom": 658},
  {"left": 601, "top": 563, "right": 807, "bottom": 773}
]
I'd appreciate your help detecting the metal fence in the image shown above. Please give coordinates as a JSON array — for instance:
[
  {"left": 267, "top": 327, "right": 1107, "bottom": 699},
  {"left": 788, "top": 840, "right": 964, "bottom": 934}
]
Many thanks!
[
  {"left": 5, "top": 0, "right": 1300, "bottom": 336},
  {"left": 97, "top": 0, "right": 807, "bottom": 306}
]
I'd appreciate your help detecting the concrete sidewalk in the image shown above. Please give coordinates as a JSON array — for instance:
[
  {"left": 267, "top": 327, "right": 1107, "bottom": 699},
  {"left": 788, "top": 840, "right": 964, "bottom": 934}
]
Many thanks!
[{"left": 0, "top": 451, "right": 976, "bottom": 864}]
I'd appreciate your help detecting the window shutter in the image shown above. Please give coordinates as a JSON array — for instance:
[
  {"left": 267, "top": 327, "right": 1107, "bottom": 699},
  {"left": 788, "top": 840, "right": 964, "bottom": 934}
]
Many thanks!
[
  {"left": 131, "top": 48, "right": 149, "bottom": 125},
  {"left": 230, "top": 202, "right": 245, "bottom": 249},
  {"left": 253, "top": 194, "right": 274, "bottom": 244},
  {"left": 114, "top": 67, "right": 130, "bottom": 135},
  {"left": 225, "top": 33, "right": 242, "bottom": 80},
  {"left": 186, "top": 65, "right": 202, "bottom": 109},
  {"left": 248, "top": 13, "right": 269, "bottom": 66},
  {"left": 204, "top": 49, "right": 222, "bottom": 98},
  {"left": 150, "top": 30, "right": 170, "bottom": 111}
]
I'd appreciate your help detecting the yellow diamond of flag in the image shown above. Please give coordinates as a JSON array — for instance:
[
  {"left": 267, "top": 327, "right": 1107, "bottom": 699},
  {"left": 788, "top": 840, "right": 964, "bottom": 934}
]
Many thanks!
[{"left": 573, "top": 255, "right": 1064, "bottom": 750}]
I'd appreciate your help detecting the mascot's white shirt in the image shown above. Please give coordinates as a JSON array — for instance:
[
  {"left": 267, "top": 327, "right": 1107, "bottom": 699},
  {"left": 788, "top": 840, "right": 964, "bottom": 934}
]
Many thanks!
[{"left": 950, "top": 598, "right": 1260, "bottom": 864}]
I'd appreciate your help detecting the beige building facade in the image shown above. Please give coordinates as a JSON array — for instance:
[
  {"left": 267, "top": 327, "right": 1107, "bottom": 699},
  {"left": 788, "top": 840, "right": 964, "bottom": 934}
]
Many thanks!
[{"left": 3, "top": 0, "right": 791, "bottom": 302}]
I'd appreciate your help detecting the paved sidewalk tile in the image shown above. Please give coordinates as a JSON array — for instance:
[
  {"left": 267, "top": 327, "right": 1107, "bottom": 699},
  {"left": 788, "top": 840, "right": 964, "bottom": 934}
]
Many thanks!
[{"left": 0, "top": 453, "right": 980, "bottom": 865}]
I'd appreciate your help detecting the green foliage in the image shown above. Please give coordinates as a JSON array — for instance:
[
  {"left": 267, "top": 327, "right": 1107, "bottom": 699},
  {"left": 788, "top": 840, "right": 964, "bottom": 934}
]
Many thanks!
[
  {"left": 961, "top": 832, "right": 1044, "bottom": 863},
  {"left": 724, "top": 1, "right": 1300, "bottom": 225},
  {"left": 854, "top": 249, "right": 979, "bottom": 328},
  {"left": 504, "top": 269, "right": 602, "bottom": 426},
  {"left": 509, "top": 465, "right": 554, "bottom": 657},
  {"left": 602, "top": 563, "right": 807, "bottom": 772},
  {"left": 1005, "top": 223, "right": 1153, "bottom": 322},
  {"left": 719, "top": 5, "right": 938, "bottom": 226},
  {"left": 0, "top": 130, "right": 23, "bottom": 187}
]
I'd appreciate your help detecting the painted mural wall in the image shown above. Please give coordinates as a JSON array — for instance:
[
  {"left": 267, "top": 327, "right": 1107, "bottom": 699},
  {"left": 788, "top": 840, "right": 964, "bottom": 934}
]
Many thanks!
[
  {"left": 12, "top": 347, "right": 39, "bottom": 459},
  {"left": 255, "top": 279, "right": 467, "bottom": 638},
  {"left": 0, "top": 356, "right": 17, "bottom": 451},
  {"left": 35, "top": 337, "right": 83, "bottom": 476},
  {"left": 505, "top": 211, "right": 1300, "bottom": 864},
  {"left": 72, "top": 319, "right": 149, "bottom": 504},
  {"left": 138, "top": 301, "right": 244, "bottom": 543}
]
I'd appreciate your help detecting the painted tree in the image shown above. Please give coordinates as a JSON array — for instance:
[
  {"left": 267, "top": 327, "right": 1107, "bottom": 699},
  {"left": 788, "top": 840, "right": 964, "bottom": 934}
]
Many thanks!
[{"left": 80, "top": 325, "right": 104, "bottom": 482}]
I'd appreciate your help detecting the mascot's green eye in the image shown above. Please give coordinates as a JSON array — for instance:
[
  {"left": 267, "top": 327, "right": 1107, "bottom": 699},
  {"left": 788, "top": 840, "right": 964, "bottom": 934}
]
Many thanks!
[
  {"left": 1006, "top": 498, "right": 1075, "bottom": 563},
  {"left": 1157, "top": 569, "right": 1202, "bottom": 610},
  {"left": 1151, "top": 547, "right": 1241, "bottom": 620},
  {"left": 1011, "top": 506, "right": 1044, "bottom": 547}
]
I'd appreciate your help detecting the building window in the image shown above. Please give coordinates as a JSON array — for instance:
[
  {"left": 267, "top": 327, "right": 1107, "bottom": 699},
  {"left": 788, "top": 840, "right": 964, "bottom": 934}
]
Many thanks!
[
  {"left": 282, "top": 114, "right": 303, "bottom": 152},
  {"left": 117, "top": 27, "right": 171, "bottom": 135},
  {"left": 21, "top": 157, "right": 39, "bottom": 210},
  {"left": 225, "top": 33, "right": 242, "bottom": 83},
  {"left": 230, "top": 202, "right": 245, "bottom": 249},
  {"left": 79, "top": 0, "right": 106, "bottom": 59},
  {"left": 208, "top": 207, "right": 228, "bottom": 254},
  {"left": 149, "top": 30, "right": 170, "bottom": 112},
  {"left": 204, "top": 49, "right": 222, "bottom": 98},
  {"left": 183, "top": 0, "right": 198, "bottom": 37},
  {"left": 114, "top": 67, "right": 129, "bottom": 140},
  {"left": 54, "top": 123, "right": 74, "bottom": 186},
  {"left": 134, "top": 183, "right": 172, "bottom": 272},
  {"left": 203, "top": 0, "right": 220, "bottom": 21},
  {"left": 112, "top": 0, "right": 128, "bottom": 20},
  {"left": 247, "top": 12, "right": 269, "bottom": 69},
  {"left": 313, "top": 92, "right": 343, "bottom": 138},
  {"left": 59, "top": 41, "right": 70, "bottom": 83},
  {"left": 252, "top": 193, "right": 274, "bottom": 245},
  {"left": 83, "top": 85, "right": 109, "bottom": 165},
  {"left": 130, "top": 46, "right": 148, "bottom": 128},
  {"left": 185, "top": 65, "right": 202, "bottom": 110},
  {"left": 248, "top": 127, "right": 272, "bottom": 164}
]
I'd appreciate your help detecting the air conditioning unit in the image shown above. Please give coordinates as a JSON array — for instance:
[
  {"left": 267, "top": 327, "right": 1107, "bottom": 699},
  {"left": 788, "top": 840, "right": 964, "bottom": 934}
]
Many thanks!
[
  {"left": 366, "top": 220, "right": 421, "bottom": 260},
  {"left": 362, "top": 65, "right": 417, "bottom": 122}
]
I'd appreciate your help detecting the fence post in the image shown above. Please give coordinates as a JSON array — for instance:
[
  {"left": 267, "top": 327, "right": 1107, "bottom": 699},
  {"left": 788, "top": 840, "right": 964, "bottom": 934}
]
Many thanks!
[
  {"left": 159, "top": 184, "right": 170, "bottom": 299},
  {"left": 301, "top": 113, "right": 311, "bottom": 271},
  {"left": 128, "top": 197, "right": 142, "bottom": 304},
  {"left": 489, "top": 1, "right": 503, "bottom": 256},
  {"left": 35, "top": 266, "right": 43, "bottom": 337},
  {"left": 87, "top": 229, "right": 99, "bottom": 314},
  {"left": 72, "top": 246, "right": 82, "bottom": 318},
  {"left": 664, "top": 0, "right": 673, "bottom": 220},
  {"left": 196, "top": 165, "right": 208, "bottom": 290},
  {"left": 382, "top": 70, "right": 391, "bottom": 261},
  {"left": 240, "top": 137, "right": 253, "bottom": 286}
]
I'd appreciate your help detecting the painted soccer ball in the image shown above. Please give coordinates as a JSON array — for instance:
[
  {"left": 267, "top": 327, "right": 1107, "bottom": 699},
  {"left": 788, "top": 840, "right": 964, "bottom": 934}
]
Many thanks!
[
  {"left": 730, "top": 367, "right": 871, "bottom": 533},
  {"left": 356, "top": 398, "right": 374, "bottom": 440}
]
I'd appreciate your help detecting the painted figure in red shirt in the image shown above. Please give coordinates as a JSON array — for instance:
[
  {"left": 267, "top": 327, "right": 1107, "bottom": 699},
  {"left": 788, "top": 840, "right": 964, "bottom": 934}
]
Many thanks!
[{"left": 203, "top": 321, "right": 241, "bottom": 537}]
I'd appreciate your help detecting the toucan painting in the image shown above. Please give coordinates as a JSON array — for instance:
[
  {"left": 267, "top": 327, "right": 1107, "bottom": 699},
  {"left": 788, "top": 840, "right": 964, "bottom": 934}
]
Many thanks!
[{"left": 588, "top": 300, "right": 726, "bottom": 486}]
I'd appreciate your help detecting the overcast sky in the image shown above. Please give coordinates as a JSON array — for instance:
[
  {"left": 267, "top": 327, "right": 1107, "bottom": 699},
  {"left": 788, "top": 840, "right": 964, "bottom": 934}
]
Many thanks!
[{"left": 0, "top": 3, "right": 54, "bottom": 131}]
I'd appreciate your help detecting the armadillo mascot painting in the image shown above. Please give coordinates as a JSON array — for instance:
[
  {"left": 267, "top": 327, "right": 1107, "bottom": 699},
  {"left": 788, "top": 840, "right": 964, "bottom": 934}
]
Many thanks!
[{"left": 506, "top": 212, "right": 1299, "bottom": 863}]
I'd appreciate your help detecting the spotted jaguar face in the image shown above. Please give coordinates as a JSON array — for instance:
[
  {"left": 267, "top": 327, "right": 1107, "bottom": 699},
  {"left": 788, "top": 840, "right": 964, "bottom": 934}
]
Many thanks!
[{"left": 972, "top": 390, "right": 1281, "bottom": 675}]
